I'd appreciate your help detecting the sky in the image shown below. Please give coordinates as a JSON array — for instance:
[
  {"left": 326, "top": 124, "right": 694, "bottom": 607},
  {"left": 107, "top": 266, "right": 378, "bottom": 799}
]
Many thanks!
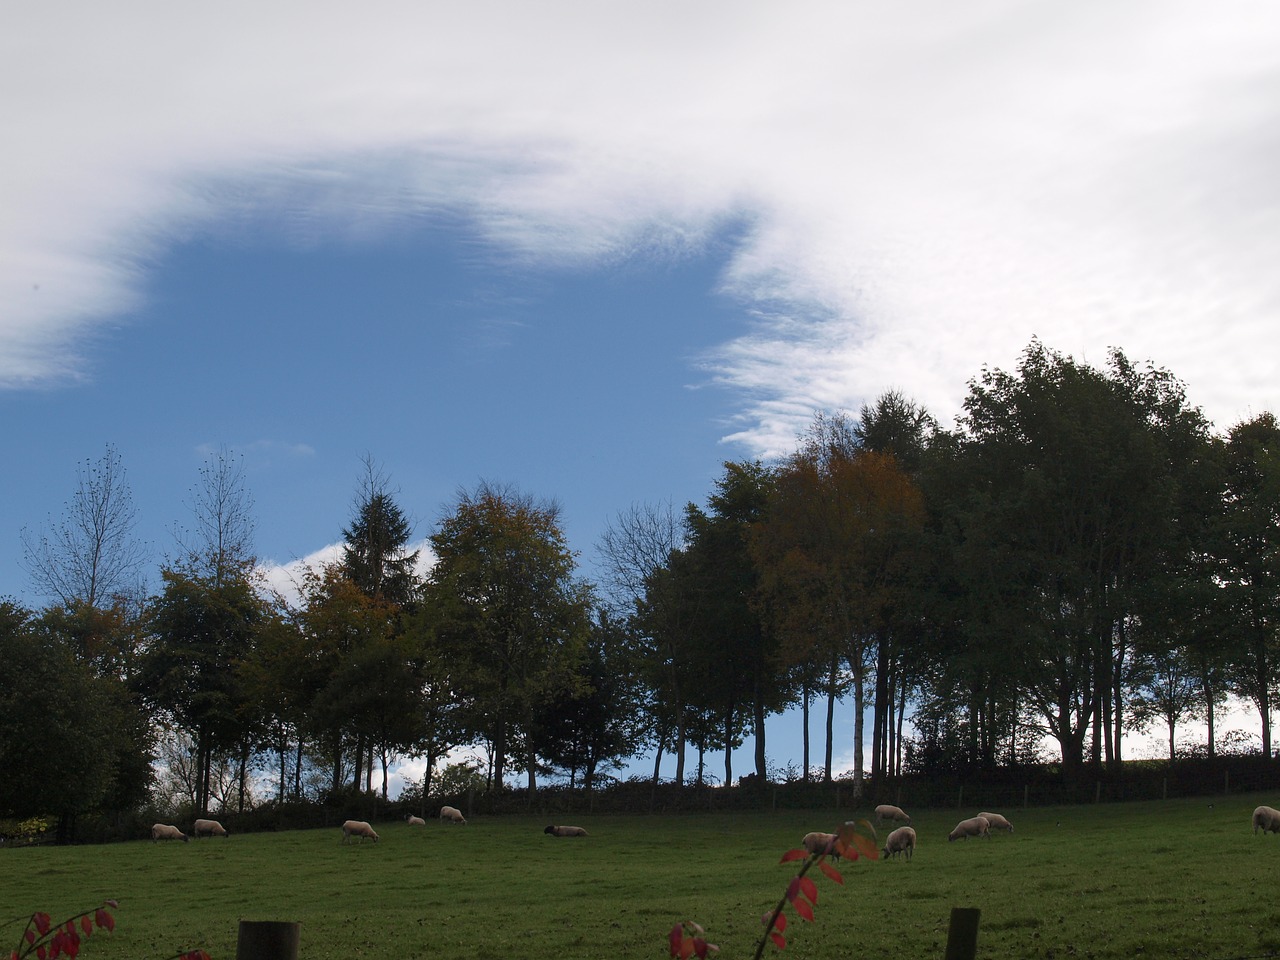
[{"left": 3, "top": 1, "right": 1279, "bottom": 792}]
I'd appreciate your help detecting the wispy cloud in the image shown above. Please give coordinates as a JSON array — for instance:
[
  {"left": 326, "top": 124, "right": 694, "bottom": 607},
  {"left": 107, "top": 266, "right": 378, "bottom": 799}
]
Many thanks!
[{"left": 3, "top": 1, "right": 1278, "bottom": 444}]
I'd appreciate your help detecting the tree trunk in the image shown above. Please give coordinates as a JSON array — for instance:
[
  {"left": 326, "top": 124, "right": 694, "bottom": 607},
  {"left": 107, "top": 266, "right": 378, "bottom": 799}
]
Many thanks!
[
  {"left": 723, "top": 705, "right": 733, "bottom": 787},
  {"left": 851, "top": 657, "right": 866, "bottom": 798},
  {"left": 802, "top": 682, "right": 811, "bottom": 782},
  {"left": 1205, "top": 682, "right": 1216, "bottom": 757}
]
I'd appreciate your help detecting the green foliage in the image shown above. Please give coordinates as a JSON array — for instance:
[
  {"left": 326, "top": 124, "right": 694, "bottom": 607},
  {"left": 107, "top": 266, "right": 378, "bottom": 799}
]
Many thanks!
[
  {"left": 0, "top": 602, "right": 150, "bottom": 831},
  {"left": 435, "top": 759, "right": 487, "bottom": 797},
  {"left": 340, "top": 461, "right": 419, "bottom": 606},
  {"left": 422, "top": 481, "right": 593, "bottom": 790}
]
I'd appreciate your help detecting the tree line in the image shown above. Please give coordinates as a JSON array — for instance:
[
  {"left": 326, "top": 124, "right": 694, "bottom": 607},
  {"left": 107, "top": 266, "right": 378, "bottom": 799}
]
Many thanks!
[{"left": 2, "top": 339, "right": 1278, "bottom": 841}]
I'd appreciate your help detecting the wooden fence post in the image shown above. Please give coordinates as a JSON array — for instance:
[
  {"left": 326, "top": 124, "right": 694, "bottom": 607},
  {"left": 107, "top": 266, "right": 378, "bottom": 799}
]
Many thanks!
[
  {"left": 236, "top": 921, "right": 300, "bottom": 960},
  {"left": 943, "top": 908, "right": 981, "bottom": 960}
]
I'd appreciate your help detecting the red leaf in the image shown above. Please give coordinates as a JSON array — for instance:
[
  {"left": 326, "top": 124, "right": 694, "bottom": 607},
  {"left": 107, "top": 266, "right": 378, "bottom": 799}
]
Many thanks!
[
  {"left": 798, "top": 877, "right": 818, "bottom": 906},
  {"left": 79, "top": 916, "right": 92, "bottom": 937},
  {"left": 693, "top": 937, "right": 718, "bottom": 958},
  {"left": 25, "top": 931, "right": 36, "bottom": 946},
  {"left": 35, "top": 946, "right": 47, "bottom": 960},
  {"left": 773, "top": 913, "right": 787, "bottom": 933},
  {"left": 679, "top": 936, "right": 695, "bottom": 959},
  {"left": 786, "top": 878, "right": 801, "bottom": 904},
  {"left": 779, "top": 849, "right": 806, "bottom": 863},
  {"left": 94, "top": 910, "right": 114, "bottom": 933},
  {"left": 669, "top": 924, "right": 684, "bottom": 957},
  {"left": 818, "top": 861, "right": 844, "bottom": 884},
  {"left": 838, "top": 820, "right": 881, "bottom": 860},
  {"left": 33, "top": 914, "right": 52, "bottom": 936},
  {"left": 770, "top": 932, "right": 787, "bottom": 950},
  {"left": 792, "top": 898, "right": 815, "bottom": 923}
]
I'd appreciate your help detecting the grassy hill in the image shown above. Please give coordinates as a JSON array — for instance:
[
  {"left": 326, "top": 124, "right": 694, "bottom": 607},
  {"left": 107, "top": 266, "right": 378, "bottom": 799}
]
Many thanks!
[{"left": 4, "top": 794, "right": 1278, "bottom": 959}]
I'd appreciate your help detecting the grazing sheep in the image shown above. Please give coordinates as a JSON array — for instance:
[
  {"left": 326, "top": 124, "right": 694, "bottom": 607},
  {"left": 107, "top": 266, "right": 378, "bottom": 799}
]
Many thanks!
[
  {"left": 882, "top": 826, "right": 916, "bottom": 860},
  {"left": 439, "top": 805, "right": 467, "bottom": 825},
  {"left": 192, "top": 818, "right": 228, "bottom": 838},
  {"left": 341, "top": 820, "right": 380, "bottom": 843},
  {"left": 947, "top": 816, "right": 991, "bottom": 842},
  {"left": 1253, "top": 806, "right": 1280, "bottom": 834},
  {"left": 544, "top": 825, "right": 589, "bottom": 837},
  {"left": 874, "top": 804, "right": 911, "bottom": 825},
  {"left": 978, "top": 812, "right": 1013, "bottom": 833},
  {"left": 151, "top": 823, "right": 188, "bottom": 843},
  {"left": 801, "top": 831, "right": 840, "bottom": 858},
  {"left": 406, "top": 815, "right": 426, "bottom": 826}
]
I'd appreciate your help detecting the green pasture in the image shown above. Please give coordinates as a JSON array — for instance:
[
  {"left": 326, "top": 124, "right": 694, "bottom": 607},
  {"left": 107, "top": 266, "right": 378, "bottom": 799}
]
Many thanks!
[{"left": 4, "top": 794, "right": 1279, "bottom": 960}]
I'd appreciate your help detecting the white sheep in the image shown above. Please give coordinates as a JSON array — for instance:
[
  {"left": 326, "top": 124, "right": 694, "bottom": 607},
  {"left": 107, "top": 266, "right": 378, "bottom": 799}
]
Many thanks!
[
  {"left": 882, "top": 826, "right": 916, "bottom": 860},
  {"left": 1253, "top": 805, "right": 1280, "bottom": 834},
  {"left": 544, "top": 825, "right": 589, "bottom": 837},
  {"left": 874, "top": 804, "right": 911, "bottom": 825},
  {"left": 439, "top": 806, "right": 467, "bottom": 825},
  {"left": 978, "top": 812, "right": 1013, "bottom": 833},
  {"left": 801, "top": 831, "right": 840, "bottom": 858},
  {"left": 341, "top": 820, "right": 380, "bottom": 843},
  {"left": 192, "top": 818, "right": 228, "bottom": 838},
  {"left": 405, "top": 814, "right": 426, "bottom": 826},
  {"left": 947, "top": 816, "right": 991, "bottom": 842},
  {"left": 151, "top": 823, "right": 188, "bottom": 843}
]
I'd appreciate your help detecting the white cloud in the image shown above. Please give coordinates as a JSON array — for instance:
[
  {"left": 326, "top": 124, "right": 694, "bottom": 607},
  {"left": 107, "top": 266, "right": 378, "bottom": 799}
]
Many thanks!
[
  {"left": 256, "top": 538, "right": 436, "bottom": 606},
  {"left": 3, "top": 1, "right": 1279, "bottom": 441}
]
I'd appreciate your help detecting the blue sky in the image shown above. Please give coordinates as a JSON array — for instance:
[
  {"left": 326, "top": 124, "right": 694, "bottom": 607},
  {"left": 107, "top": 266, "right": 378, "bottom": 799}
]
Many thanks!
[{"left": 4, "top": 1, "right": 1280, "bottom": 788}]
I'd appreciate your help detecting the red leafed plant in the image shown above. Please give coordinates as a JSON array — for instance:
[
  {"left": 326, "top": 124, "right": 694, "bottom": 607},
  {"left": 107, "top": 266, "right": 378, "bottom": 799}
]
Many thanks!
[
  {"left": 756, "top": 820, "right": 878, "bottom": 959},
  {"left": 669, "top": 819, "right": 879, "bottom": 960},
  {"left": 5, "top": 900, "right": 118, "bottom": 960},
  {"left": 4, "top": 902, "right": 209, "bottom": 960}
]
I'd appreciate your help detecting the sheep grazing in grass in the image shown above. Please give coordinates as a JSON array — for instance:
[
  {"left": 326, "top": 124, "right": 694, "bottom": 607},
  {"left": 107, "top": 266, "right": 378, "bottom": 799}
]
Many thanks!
[
  {"left": 341, "top": 820, "right": 380, "bottom": 843},
  {"left": 151, "top": 823, "right": 188, "bottom": 843},
  {"left": 801, "top": 831, "right": 840, "bottom": 858},
  {"left": 948, "top": 816, "right": 991, "bottom": 842},
  {"left": 544, "top": 825, "right": 589, "bottom": 837},
  {"left": 1253, "top": 806, "right": 1280, "bottom": 834},
  {"left": 439, "top": 806, "right": 467, "bottom": 825},
  {"left": 882, "top": 826, "right": 916, "bottom": 860},
  {"left": 192, "top": 818, "right": 228, "bottom": 838},
  {"left": 978, "top": 812, "right": 1013, "bottom": 833},
  {"left": 874, "top": 804, "right": 911, "bottom": 825},
  {"left": 405, "top": 815, "right": 426, "bottom": 826}
]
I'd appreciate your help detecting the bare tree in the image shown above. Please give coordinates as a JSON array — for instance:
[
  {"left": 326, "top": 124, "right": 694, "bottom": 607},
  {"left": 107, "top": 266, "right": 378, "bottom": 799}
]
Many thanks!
[
  {"left": 596, "top": 500, "right": 683, "bottom": 614},
  {"left": 174, "top": 445, "right": 256, "bottom": 586},
  {"left": 21, "top": 444, "right": 147, "bottom": 607}
]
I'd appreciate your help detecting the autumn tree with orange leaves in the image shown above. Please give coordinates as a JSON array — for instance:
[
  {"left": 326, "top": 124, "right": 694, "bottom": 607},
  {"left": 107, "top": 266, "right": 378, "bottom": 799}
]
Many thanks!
[{"left": 751, "top": 412, "right": 926, "bottom": 796}]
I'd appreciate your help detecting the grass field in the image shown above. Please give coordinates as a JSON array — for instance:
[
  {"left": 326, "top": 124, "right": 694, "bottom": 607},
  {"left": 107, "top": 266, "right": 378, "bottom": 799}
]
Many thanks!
[{"left": 4, "top": 793, "right": 1280, "bottom": 960}]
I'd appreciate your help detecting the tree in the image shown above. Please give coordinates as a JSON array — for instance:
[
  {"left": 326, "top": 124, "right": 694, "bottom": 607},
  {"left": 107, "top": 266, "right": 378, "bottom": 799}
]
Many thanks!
[
  {"left": 530, "top": 610, "right": 645, "bottom": 791},
  {"left": 948, "top": 341, "right": 1214, "bottom": 779},
  {"left": 421, "top": 482, "right": 592, "bottom": 792},
  {"left": 342, "top": 457, "right": 420, "bottom": 606},
  {"left": 174, "top": 446, "right": 256, "bottom": 587},
  {"left": 682, "top": 461, "right": 786, "bottom": 785},
  {"left": 599, "top": 500, "right": 693, "bottom": 786},
  {"left": 0, "top": 601, "right": 153, "bottom": 842},
  {"left": 21, "top": 444, "right": 147, "bottom": 607},
  {"left": 1217, "top": 412, "right": 1280, "bottom": 755},
  {"left": 753, "top": 416, "right": 926, "bottom": 796},
  {"left": 335, "top": 459, "right": 421, "bottom": 791},
  {"left": 139, "top": 567, "right": 265, "bottom": 814}
]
